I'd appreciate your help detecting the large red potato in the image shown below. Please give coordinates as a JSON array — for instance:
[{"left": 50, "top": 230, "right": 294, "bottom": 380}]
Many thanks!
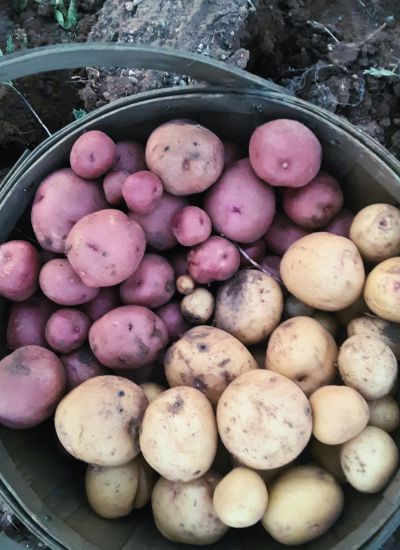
[
  {"left": 39, "top": 259, "right": 99, "bottom": 305},
  {"left": 188, "top": 236, "right": 240, "bottom": 284},
  {"left": 0, "top": 240, "right": 40, "bottom": 301},
  {"left": 70, "top": 130, "right": 116, "bottom": 179},
  {"left": 264, "top": 213, "right": 309, "bottom": 256},
  {"left": 6, "top": 293, "right": 55, "bottom": 349}
]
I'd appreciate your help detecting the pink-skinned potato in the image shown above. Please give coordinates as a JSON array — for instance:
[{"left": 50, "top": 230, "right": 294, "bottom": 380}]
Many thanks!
[
  {"left": 89, "top": 305, "right": 169, "bottom": 369},
  {"left": 0, "top": 345, "right": 66, "bottom": 429},
  {"left": 82, "top": 287, "right": 120, "bottom": 322},
  {"left": 45, "top": 308, "right": 91, "bottom": 354},
  {"left": 155, "top": 301, "right": 191, "bottom": 341},
  {"left": 249, "top": 119, "right": 322, "bottom": 188},
  {"left": 122, "top": 171, "right": 163, "bottom": 214},
  {"left": 0, "top": 240, "right": 40, "bottom": 301},
  {"left": 188, "top": 236, "right": 240, "bottom": 284},
  {"left": 31, "top": 168, "right": 107, "bottom": 253},
  {"left": 66, "top": 209, "right": 146, "bottom": 287},
  {"left": 70, "top": 130, "right": 116, "bottom": 179},
  {"left": 113, "top": 141, "right": 146, "bottom": 173},
  {"left": 7, "top": 293, "right": 55, "bottom": 350},
  {"left": 171, "top": 206, "right": 212, "bottom": 247},
  {"left": 324, "top": 209, "right": 354, "bottom": 238},
  {"left": 39, "top": 259, "right": 99, "bottom": 305},
  {"left": 60, "top": 345, "right": 108, "bottom": 390},
  {"left": 204, "top": 158, "right": 276, "bottom": 243},
  {"left": 103, "top": 170, "right": 128, "bottom": 205},
  {"left": 145, "top": 120, "right": 224, "bottom": 196},
  {"left": 264, "top": 213, "right": 309, "bottom": 256}
]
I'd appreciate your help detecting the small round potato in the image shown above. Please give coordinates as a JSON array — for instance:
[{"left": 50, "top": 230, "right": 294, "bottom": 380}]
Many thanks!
[
  {"left": 262, "top": 466, "right": 344, "bottom": 545},
  {"left": 338, "top": 335, "right": 397, "bottom": 400},
  {"left": 0, "top": 240, "right": 40, "bottom": 302},
  {"left": 213, "top": 467, "right": 268, "bottom": 528},
  {"left": 187, "top": 236, "right": 240, "bottom": 284},
  {"left": 151, "top": 472, "right": 228, "bottom": 545},
  {"left": 171, "top": 206, "right": 212, "bottom": 247},
  {"left": 309, "top": 385, "right": 369, "bottom": 445},
  {"left": 176, "top": 274, "right": 195, "bottom": 295},
  {"left": 310, "top": 439, "right": 346, "bottom": 483},
  {"left": 45, "top": 308, "right": 90, "bottom": 353},
  {"left": 55, "top": 375, "right": 148, "bottom": 466},
  {"left": 266, "top": 316, "right": 337, "bottom": 396},
  {"left": 139, "top": 382, "right": 165, "bottom": 402},
  {"left": 85, "top": 459, "right": 139, "bottom": 519},
  {"left": 165, "top": 326, "right": 257, "bottom": 405},
  {"left": 364, "top": 257, "right": 400, "bottom": 322},
  {"left": 281, "top": 232, "right": 365, "bottom": 311},
  {"left": 70, "top": 130, "right": 116, "bottom": 179},
  {"left": 350, "top": 203, "right": 400, "bottom": 263},
  {"left": 217, "top": 370, "right": 312, "bottom": 469},
  {"left": 348, "top": 315, "right": 400, "bottom": 359},
  {"left": 313, "top": 311, "right": 339, "bottom": 336},
  {"left": 215, "top": 269, "right": 283, "bottom": 345},
  {"left": 181, "top": 288, "right": 215, "bottom": 324},
  {"left": 122, "top": 170, "right": 163, "bottom": 214},
  {"left": 368, "top": 396, "right": 400, "bottom": 433},
  {"left": 139, "top": 386, "right": 217, "bottom": 482},
  {"left": 133, "top": 454, "right": 157, "bottom": 509},
  {"left": 341, "top": 426, "right": 399, "bottom": 493}
]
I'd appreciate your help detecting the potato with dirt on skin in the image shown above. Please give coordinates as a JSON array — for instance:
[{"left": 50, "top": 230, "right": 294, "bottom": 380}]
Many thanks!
[
  {"left": 0, "top": 241, "right": 40, "bottom": 302},
  {"left": 140, "top": 386, "right": 217, "bottom": 482},
  {"left": 348, "top": 315, "right": 400, "bottom": 359},
  {"left": 368, "top": 396, "right": 400, "bottom": 433},
  {"left": 85, "top": 459, "right": 139, "bottom": 519},
  {"left": 176, "top": 274, "right": 195, "bottom": 295},
  {"left": 217, "top": 369, "right": 312, "bottom": 469},
  {"left": 364, "top": 257, "right": 400, "bottom": 322},
  {"left": 215, "top": 269, "right": 283, "bottom": 346},
  {"left": 165, "top": 325, "right": 257, "bottom": 405},
  {"left": 310, "top": 439, "right": 346, "bottom": 483},
  {"left": 60, "top": 345, "right": 108, "bottom": 390},
  {"left": 213, "top": 467, "right": 268, "bottom": 528},
  {"left": 338, "top": 335, "right": 397, "bottom": 400},
  {"left": 70, "top": 130, "right": 116, "bottom": 179},
  {"left": 350, "top": 203, "right": 400, "bottom": 263},
  {"left": 341, "top": 426, "right": 399, "bottom": 493},
  {"left": 55, "top": 375, "right": 148, "bottom": 466},
  {"left": 310, "top": 385, "right": 369, "bottom": 445},
  {"left": 266, "top": 316, "right": 337, "bottom": 396},
  {"left": 281, "top": 232, "right": 365, "bottom": 311},
  {"left": 188, "top": 236, "right": 240, "bottom": 284},
  {"left": 262, "top": 466, "right": 344, "bottom": 545},
  {"left": 133, "top": 454, "right": 157, "bottom": 509},
  {"left": 181, "top": 288, "right": 215, "bottom": 324},
  {"left": 151, "top": 471, "right": 228, "bottom": 545},
  {"left": 139, "top": 382, "right": 165, "bottom": 403},
  {"left": 155, "top": 301, "right": 190, "bottom": 342},
  {"left": 7, "top": 293, "right": 55, "bottom": 350}
]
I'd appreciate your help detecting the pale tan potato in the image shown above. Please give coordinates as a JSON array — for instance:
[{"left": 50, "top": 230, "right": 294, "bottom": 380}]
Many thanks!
[
  {"left": 348, "top": 315, "right": 400, "bottom": 359},
  {"left": 55, "top": 376, "right": 148, "bottom": 466},
  {"left": 165, "top": 326, "right": 257, "bottom": 405},
  {"left": 213, "top": 467, "right": 268, "bottom": 528},
  {"left": 313, "top": 311, "right": 339, "bottom": 336},
  {"left": 85, "top": 459, "right": 139, "bottom": 519},
  {"left": 139, "top": 386, "right": 217, "bottom": 482},
  {"left": 214, "top": 269, "right": 283, "bottom": 345},
  {"left": 350, "top": 203, "right": 400, "bottom": 263},
  {"left": 265, "top": 316, "right": 337, "bottom": 396},
  {"left": 368, "top": 396, "right": 400, "bottom": 433},
  {"left": 262, "top": 466, "right": 344, "bottom": 545},
  {"left": 335, "top": 294, "right": 368, "bottom": 326},
  {"left": 181, "top": 288, "right": 215, "bottom": 324},
  {"left": 151, "top": 472, "right": 228, "bottom": 545},
  {"left": 139, "top": 382, "right": 165, "bottom": 403},
  {"left": 176, "top": 274, "right": 195, "bottom": 295},
  {"left": 310, "top": 439, "right": 346, "bottom": 483},
  {"left": 281, "top": 232, "right": 365, "bottom": 311},
  {"left": 341, "top": 426, "right": 399, "bottom": 493},
  {"left": 338, "top": 335, "right": 397, "bottom": 400},
  {"left": 217, "top": 370, "right": 312, "bottom": 469},
  {"left": 309, "top": 385, "right": 369, "bottom": 445},
  {"left": 364, "top": 257, "right": 400, "bottom": 322},
  {"left": 133, "top": 454, "right": 157, "bottom": 509}
]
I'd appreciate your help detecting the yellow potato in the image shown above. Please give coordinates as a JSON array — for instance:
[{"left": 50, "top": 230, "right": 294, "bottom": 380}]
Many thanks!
[
  {"left": 55, "top": 375, "right": 148, "bottom": 466},
  {"left": 262, "top": 466, "right": 344, "bottom": 545},
  {"left": 341, "top": 426, "right": 399, "bottom": 493},
  {"left": 133, "top": 454, "right": 157, "bottom": 509},
  {"left": 368, "top": 396, "right": 400, "bottom": 433},
  {"left": 217, "top": 370, "right": 312, "bottom": 469},
  {"left": 139, "top": 386, "right": 217, "bottom": 482},
  {"left": 165, "top": 325, "right": 257, "bottom": 405},
  {"left": 313, "top": 311, "right": 339, "bottom": 336},
  {"left": 139, "top": 382, "right": 165, "bottom": 402},
  {"left": 364, "top": 257, "right": 400, "bottom": 322},
  {"left": 348, "top": 315, "right": 400, "bottom": 359},
  {"left": 266, "top": 316, "right": 337, "bottom": 396},
  {"left": 181, "top": 288, "right": 215, "bottom": 324},
  {"left": 309, "top": 385, "right": 369, "bottom": 445},
  {"left": 213, "top": 467, "right": 268, "bottom": 528},
  {"left": 85, "top": 459, "right": 139, "bottom": 519},
  {"left": 350, "top": 203, "right": 400, "bottom": 263},
  {"left": 338, "top": 335, "right": 397, "bottom": 400},
  {"left": 281, "top": 232, "right": 365, "bottom": 311},
  {"left": 310, "top": 439, "right": 346, "bottom": 483}
]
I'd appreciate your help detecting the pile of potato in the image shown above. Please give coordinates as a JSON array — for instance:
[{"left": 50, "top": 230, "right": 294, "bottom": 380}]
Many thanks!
[{"left": 0, "top": 117, "right": 400, "bottom": 546}]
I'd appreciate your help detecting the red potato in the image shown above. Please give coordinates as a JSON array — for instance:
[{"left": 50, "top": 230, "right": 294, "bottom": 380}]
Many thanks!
[
  {"left": 170, "top": 251, "right": 188, "bottom": 277},
  {"left": 39, "top": 259, "right": 99, "bottom": 306},
  {"left": 249, "top": 119, "right": 322, "bottom": 188},
  {"left": 204, "top": 158, "right": 276, "bottom": 243},
  {"left": 239, "top": 239, "right": 267, "bottom": 266},
  {"left": 45, "top": 308, "right": 90, "bottom": 353},
  {"left": 122, "top": 171, "right": 163, "bottom": 214},
  {"left": 103, "top": 170, "right": 128, "bottom": 205},
  {"left": 60, "top": 345, "right": 108, "bottom": 390},
  {"left": 145, "top": 120, "right": 224, "bottom": 196},
  {"left": 264, "top": 213, "right": 309, "bottom": 256},
  {"left": 120, "top": 254, "right": 175, "bottom": 309},
  {"left": 82, "top": 287, "right": 120, "bottom": 322},
  {"left": 0, "top": 241, "right": 40, "bottom": 301},
  {"left": 223, "top": 140, "right": 242, "bottom": 166},
  {"left": 171, "top": 206, "right": 212, "bottom": 247},
  {"left": 129, "top": 193, "right": 188, "bottom": 251},
  {"left": 66, "top": 209, "right": 146, "bottom": 287},
  {"left": 0, "top": 345, "right": 66, "bottom": 429},
  {"left": 7, "top": 293, "right": 55, "bottom": 350},
  {"left": 31, "top": 168, "right": 107, "bottom": 253},
  {"left": 89, "top": 305, "right": 168, "bottom": 369},
  {"left": 283, "top": 172, "right": 343, "bottom": 229},
  {"left": 113, "top": 140, "right": 146, "bottom": 173},
  {"left": 188, "top": 236, "right": 240, "bottom": 284},
  {"left": 155, "top": 301, "right": 191, "bottom": 342},
  {"left": 70, "top": 130, "right": 116, "bottom": 179},
  {"left": 324, "top": 209, "right": 354, "bottom": 238}
]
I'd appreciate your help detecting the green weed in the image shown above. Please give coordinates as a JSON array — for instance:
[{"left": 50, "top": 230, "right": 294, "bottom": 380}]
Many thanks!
[{"left": 52, "top": 0, "right": 78, "bottom": 30}]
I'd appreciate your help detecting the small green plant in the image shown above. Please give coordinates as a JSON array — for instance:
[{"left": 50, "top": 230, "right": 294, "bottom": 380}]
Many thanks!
[
  {"left": 363, "top": 66, "right": 399, "bottom": 79},
  {"left": 6, "top": 36, "right": 15, "bottom": 55},
  {"left": 52, "top": 0, "right": 78, "bottom": 30},
  {"left": 72, "top": 108, "right": 87, "bottom": 120}
]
